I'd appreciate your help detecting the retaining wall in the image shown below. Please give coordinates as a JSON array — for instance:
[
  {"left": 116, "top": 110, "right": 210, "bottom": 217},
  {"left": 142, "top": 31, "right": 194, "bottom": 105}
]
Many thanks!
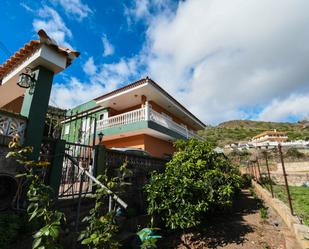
[{"left": 253, "top": 181, "right": 309, "bottom": 249}]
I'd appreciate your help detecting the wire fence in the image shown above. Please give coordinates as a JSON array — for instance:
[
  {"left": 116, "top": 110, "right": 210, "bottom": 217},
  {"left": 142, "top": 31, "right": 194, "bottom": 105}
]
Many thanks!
[{"left": 239, "top": 145, "right": 309, "bottom": 226}]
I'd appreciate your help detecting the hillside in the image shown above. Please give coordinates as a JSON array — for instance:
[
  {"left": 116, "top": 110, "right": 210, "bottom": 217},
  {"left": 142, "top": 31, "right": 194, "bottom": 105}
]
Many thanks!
[{"left": 199, "top": 120, "right": 309, "bottom": 147}]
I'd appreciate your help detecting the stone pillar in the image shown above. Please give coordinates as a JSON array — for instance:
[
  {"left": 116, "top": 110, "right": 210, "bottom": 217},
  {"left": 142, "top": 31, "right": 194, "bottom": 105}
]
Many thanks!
[{"left": 21, "top": 66, "right": 54, "bottom": 160}]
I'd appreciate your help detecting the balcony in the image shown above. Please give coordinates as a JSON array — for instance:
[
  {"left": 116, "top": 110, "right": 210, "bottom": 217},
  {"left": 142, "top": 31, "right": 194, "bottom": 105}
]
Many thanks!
[{"left": 96, "top": 106, "right": 202, "bottom": 140}]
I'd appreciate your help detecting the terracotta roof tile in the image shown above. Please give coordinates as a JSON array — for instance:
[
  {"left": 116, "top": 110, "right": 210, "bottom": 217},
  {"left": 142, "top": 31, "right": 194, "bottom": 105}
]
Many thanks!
[{"left": 0, "top": 30, "right": 79, "bottom": 80}]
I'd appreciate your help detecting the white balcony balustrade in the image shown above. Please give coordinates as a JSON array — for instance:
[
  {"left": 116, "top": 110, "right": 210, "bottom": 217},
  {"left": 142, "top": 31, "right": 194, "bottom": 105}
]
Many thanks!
[{"left": 96, "top": 106, "right": 202, "bottom": 140}]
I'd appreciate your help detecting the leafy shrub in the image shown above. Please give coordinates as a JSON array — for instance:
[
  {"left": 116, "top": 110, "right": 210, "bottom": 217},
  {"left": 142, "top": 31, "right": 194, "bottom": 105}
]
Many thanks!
[
  {"left": 78, "top": 185, "right": 119, "bottom": 249},
  {"left": 6, "top": 140, "right": 64, "bottom": 249},
  {"left": 241, "top": 174, "right": 252, "bottom": 188},
  {"left": 285, "top": 148, "right": 305, "bottom": 159},
  {"left": 0, "top": 213, "right": 21, "bottom": 248},
  {"left": 259, "top": 207, "right": 268, "bottom": 220},
  {"left": 259, "top": 175, "right": 275, "bottom": 186},
  {"left": 145, "top": 139, "right": 242, "bottom": 230},
  {"left": 78, "top": 162, "right": 132, "bottom": 249}
]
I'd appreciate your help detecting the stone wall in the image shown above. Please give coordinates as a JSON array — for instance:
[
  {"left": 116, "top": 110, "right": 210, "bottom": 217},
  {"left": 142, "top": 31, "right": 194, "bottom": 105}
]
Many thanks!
[
  {"left": 0, "top": 145, "right": 19, "bottom": 209},
  {"left": 253, "top": 181, "right": 309, "bottom": 249},
  {"left": 270, "top": 173, "right": 309, "bottom": 186},
  {"left": 275, "top": 161, "right": 309, "bottom": 173}
]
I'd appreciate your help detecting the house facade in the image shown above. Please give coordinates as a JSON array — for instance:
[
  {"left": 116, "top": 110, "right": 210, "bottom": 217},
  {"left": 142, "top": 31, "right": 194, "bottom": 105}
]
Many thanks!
[
  {"left": 62, "top": 77, "right": 205, "bottom": 158},
  {"left": 252, "top": 129, "right": 288, "bottom": 144}
]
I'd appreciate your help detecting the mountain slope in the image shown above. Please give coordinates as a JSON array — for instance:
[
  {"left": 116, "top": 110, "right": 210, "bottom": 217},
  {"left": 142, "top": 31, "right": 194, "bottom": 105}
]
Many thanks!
[{"left": 199, "top": 120, "right": 309, "bottom": 146}]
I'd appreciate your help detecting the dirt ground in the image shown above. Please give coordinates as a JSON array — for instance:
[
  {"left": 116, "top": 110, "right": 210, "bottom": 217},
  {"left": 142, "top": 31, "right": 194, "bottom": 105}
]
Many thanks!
[{"left": 159, "top": 190, "right": 300, "bottom": 249}]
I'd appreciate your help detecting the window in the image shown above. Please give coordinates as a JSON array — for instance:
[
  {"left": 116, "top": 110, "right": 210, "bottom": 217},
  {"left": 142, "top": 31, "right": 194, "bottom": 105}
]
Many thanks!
[
  {"left": 64, "top": 124, "right": 70, "bottom": 135},
  {"left": 99, "top": 113, "right": 108, "bottom": 120}
]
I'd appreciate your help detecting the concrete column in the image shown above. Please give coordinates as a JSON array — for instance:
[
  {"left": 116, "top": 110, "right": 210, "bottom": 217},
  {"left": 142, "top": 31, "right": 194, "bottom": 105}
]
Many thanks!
[
  {"left": 94, "top": 145, "right": 107, "bottom": 177},
  {"left": 21, "top": 65, "right": 54, "bottom": 160},
  {"left": 141, "top": 95, "right": 147, "bottom": 106},
  {"left": 48, "top": 139, "right": 65, "bottom": 198},
  {"left": 145, "top": 101, "right": 150, "bottom": 121}
]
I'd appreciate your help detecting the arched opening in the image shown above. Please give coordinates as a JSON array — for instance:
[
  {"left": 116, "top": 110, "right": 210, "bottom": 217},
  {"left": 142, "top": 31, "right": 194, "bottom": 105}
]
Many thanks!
[{"left": 0, "top": 174, "right": 17, "bottom": 210}]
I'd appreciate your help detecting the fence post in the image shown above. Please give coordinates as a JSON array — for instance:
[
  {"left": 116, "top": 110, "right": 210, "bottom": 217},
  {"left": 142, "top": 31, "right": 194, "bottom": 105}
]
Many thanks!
[
  {"left": 264, "top": 151, "right": 274, "bottom": 198},
  {"left": 94, "top": 145, "right": 107, "bottom": 177},
  {"left": 278, "top": 144, "right": 294, "bottom": 215},
  {"left": 48, "top": 139, "right": 66, "bottom": 198},
  {"left": 76, "top": 172, "right": 84, "bottom": 231},
  {"left": 256, "top": 157, "right": 262, "bottom": 182},
  {"left": 250, "top": 161, "right": 254, "bottom": 179},
  {"left": 252, "top": 161, "right": 257, "bottom": 180}
]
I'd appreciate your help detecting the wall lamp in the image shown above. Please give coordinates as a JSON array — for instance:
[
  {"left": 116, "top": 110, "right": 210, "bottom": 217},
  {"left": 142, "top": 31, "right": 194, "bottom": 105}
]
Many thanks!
[
  {"left": 98, "top": 132, "right": 104, "bottom": 145},
  {"left": 17, "top": 67, "right": 37, "bottom": 95}
]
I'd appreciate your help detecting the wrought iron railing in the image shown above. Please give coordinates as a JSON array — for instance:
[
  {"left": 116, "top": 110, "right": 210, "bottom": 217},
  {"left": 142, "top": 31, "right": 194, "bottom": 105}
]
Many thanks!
[{"left": 105, "top": 148, "right": 166, "bottom": 172}]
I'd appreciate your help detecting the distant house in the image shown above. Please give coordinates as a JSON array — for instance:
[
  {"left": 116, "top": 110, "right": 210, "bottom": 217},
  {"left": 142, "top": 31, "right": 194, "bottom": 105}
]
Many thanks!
[
  {"left": 62, "top": 77, "right": 205, "bottom": 158},
  {"left": 252, "top": 129, "right": 288, "bottom": 143}
]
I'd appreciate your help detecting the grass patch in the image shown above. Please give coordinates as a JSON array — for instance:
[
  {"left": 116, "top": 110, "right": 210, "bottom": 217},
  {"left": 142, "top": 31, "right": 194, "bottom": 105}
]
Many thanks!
[{"left": 270, "top": 185, "right": 309, "bottom": 226}]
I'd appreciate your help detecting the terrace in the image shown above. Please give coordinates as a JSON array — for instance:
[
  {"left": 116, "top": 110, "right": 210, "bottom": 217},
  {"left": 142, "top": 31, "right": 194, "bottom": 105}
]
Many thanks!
[{"left": 96, "top": 105, "right": 202, "bottom": 140}]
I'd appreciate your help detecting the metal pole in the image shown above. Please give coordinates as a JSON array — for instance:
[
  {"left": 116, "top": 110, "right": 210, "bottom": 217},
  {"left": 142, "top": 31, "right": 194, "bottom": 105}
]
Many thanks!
[
  {"left": 264, "top": 151, "right": 274, "bottom": 198},
  {"left": 256, "top": 157, "right": 262, "bottom": 182},
  {"left": 76, "top": 172, "right": 84, "bottom": 231},
  {"left": 278, "top": 144, "right": 294, "bottom": 215},
  {"left": 108, "top": 195, "right": 112, "bottom": 212},
  {"left": 250, "top": 161, "right": 254, "bottom": 179},
  {"left": 92, "top": 117, "right": 97, "bottom": 147},
  {"left": 252, "top": 161, "right": 257, "bottom": 181}
]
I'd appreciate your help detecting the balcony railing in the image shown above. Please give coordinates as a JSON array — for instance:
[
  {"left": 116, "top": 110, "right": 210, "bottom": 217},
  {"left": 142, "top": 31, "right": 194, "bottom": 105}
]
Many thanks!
[
  {"left": 0, "top": 110, "right": 27, "bottom": 145},
  {"left": 96, "top": 106, "right": 202, "bottom": 140}
]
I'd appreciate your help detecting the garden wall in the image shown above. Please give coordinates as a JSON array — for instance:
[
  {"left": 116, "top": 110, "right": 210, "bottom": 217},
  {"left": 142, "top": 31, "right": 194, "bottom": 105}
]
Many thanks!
[
  {"left": 253, "top": 181, "right": 309, "bottom": 249},
  {"left": 270, "top": 173, "right": 309, "bottom": 186}
]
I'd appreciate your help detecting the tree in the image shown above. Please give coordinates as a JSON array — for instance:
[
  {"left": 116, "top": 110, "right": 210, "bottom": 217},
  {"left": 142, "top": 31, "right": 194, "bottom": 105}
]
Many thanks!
[{"left": 145, "top": 139, "right": 242, "bottom": 230}]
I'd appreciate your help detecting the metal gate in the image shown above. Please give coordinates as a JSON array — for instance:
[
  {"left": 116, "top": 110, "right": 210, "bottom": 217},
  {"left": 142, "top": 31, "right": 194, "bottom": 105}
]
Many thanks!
[{"left": 57, "top": 110, "right": 98, "bottom": 198}]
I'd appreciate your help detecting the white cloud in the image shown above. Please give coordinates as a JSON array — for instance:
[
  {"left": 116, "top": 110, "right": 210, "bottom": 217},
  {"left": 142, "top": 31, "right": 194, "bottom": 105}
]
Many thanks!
[
  {"left": 52, "top": 0, "right": 309, "bottom": 124},
  {"left": 89, "top": 57, "right": 140, "bottom": 93},
  {"left": 102, "top": 35, "right": 115, "bottom": 57},
  {"left": 140, "top": 0, "right": 309, "bottom": 124},
  {"left": 83, "top": 57, "right": 97, "bottom": 75},
  {"left": 125, "top": 0, "right": 175, "bottom": 25},
  {"left": 33, "top": 6, "right": 73, "bottom": 48},
  {"left": 258, "top": 94, "right": 309, "bottom": 122},
  {"left": 20, "top": 2, "right": 34, "bottom": 12},
  {"left": 51, "top": 77, "right": 105, "bottom": 109},
  {"left": 52, "top": 57, "right": 140, "bottom": 108},
  {"left": 51, "top": 0, "right": 92, "bottom": 21}
]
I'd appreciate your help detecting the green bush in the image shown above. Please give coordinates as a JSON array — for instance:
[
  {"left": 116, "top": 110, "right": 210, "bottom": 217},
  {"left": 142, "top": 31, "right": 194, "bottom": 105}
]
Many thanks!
[
  {"left": 259, "top": 207, "right": 268, "bottom": 220},
  {"left": 241, "top": 174, "right": 252, "bottom": 188},
  {"left": 0, "top": 213, "right": 21, "bottom": 248},
  {"left": 286, "top": 148, "right": 305, "bottom": 159},
  {"left": 145, "top": 139, "right": 242, "bottom": 230}
]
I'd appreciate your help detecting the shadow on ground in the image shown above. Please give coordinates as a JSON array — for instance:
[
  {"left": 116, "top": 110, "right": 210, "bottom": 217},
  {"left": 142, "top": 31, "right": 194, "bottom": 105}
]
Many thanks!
[{"left": 159, "top": 190, "right": 259, "bottom": 249}]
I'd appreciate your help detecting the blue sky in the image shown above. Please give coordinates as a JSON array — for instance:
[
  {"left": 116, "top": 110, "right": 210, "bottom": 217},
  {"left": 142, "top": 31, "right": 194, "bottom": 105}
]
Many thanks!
[{"left": 1, "top": 0, "right": 309, "bottom": 124}]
